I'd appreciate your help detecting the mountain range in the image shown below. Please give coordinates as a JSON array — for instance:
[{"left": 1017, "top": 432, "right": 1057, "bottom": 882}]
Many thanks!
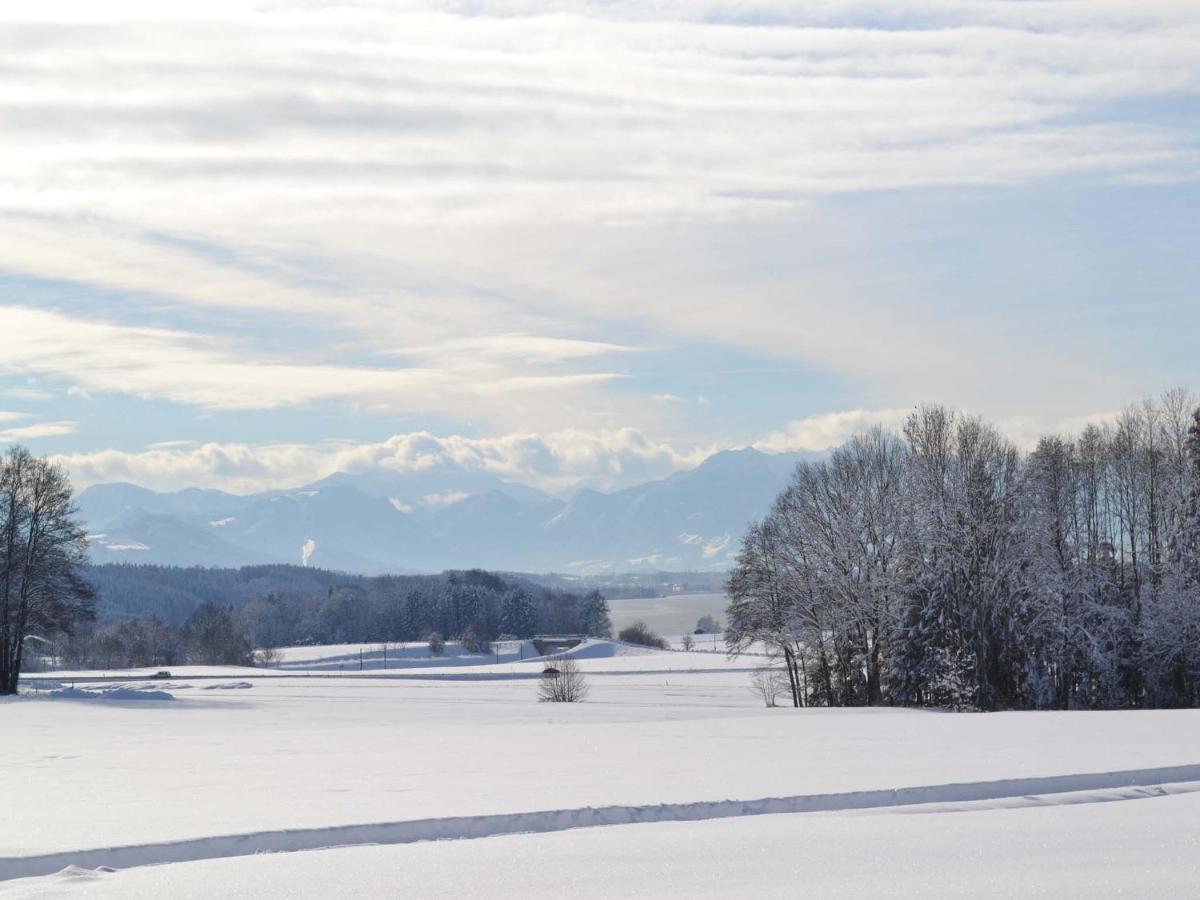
[{"left": 77, "top": 447, "right": 814, "bottom": 574}]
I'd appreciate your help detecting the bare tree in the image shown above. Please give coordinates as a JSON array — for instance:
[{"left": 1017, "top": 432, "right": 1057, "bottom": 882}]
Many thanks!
[
  {"left": 253, "top": 646, "right": 283, "bottom": 667},
  {"left": 681, "top": 633, "right": 695, "bottom": 651},
  {"left": 537, "top": 658, "right": 589, "bottom": 702},
  {"left": 726, "top": 518, "right": 806, "bottom": 707},
  {"left": 750, "top": 664, "right": 789, "bottom": 707},
  {"left": 183, "top": 602, "right": 252, "bottom": 665},
  {"left": 0, "top": 446, "right": 94, "bottom": 694}
]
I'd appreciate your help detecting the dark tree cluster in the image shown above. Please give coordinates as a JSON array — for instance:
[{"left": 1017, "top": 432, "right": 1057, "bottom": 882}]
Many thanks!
[
  {"left": 54, "top": 603, "right": 255, "bottom": 669},
  {"left": 618, "top": 620, "right": 668, "bottom": 649},
  {"left": 84, "top": 563, "right": 365, "bottom": 624},
  {"left": 728, "top": 393, "right": 1200, "bottom": 711},
  {"left": 233, "top": 572, "right": 611, "bottom": 649},
  {"left": 50, "top": 566, "right": 613, "bottom": 668}
]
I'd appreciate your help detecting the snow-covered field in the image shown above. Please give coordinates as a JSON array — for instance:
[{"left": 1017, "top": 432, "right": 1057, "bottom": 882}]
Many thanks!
[
  {"left": 4, "top": 640, "right": 1199, "bottom": 897},
  {"left": 608, "top": 591, "right": 729, "bottom": 635}
]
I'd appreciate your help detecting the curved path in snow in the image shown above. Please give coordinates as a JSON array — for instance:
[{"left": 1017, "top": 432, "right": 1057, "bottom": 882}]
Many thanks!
[{"left": 3, "top": 764, "right": 1200, "bottom": 882}]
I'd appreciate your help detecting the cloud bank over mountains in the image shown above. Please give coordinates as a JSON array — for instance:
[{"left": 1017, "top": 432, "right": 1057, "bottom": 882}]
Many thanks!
[{"left": 57, "top": 428, "right": 712, "bottom": 495}]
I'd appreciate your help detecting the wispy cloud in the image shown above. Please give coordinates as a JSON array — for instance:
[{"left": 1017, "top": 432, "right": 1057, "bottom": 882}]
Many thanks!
[
  {"left": 0, "top": 306, "right": 627, "bottom": 420},
  {"left": 0, "top": 420, "right": 77, "bottom": 442},
  {"left": 2, "top": 387, "right": 53, "bottom": 402},
  {"left": 1, "top": 1, "right": 1196, "bottom": 472},
  {"left": 397, "top": 334, "right": 632, "bottom": 366}
]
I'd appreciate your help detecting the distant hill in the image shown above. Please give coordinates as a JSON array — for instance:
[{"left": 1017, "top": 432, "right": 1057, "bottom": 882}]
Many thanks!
[{"left": 78, "top": 447, "right": 818, "bottom": 574}]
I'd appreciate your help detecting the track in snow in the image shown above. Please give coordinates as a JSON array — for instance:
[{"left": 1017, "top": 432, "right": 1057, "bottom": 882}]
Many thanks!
[{"left": 3, "top": 764, "right": 1199, "bottom": 882}]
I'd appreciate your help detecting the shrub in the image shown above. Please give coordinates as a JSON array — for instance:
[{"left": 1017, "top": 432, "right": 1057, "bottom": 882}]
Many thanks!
[
  {"left": 538, "top": 658, "right": 589, "bottom": 703},
  {"left": 253, "top": 646, "right": 283, "bottom": 667},
  {"left": 618, "top": 621, "right": 668, "bottom": 649}
]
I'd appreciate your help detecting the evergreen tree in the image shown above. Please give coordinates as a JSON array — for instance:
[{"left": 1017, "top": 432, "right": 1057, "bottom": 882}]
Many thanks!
[
  {"left": 500, "top": 588, "right": 538, "bottom": 638},
  {"left": 579, "top": 590, "right": 613, "bottom": 638}
]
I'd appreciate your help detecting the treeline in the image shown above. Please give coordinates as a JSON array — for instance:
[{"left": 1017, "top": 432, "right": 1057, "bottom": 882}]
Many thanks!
[
  {"left": 54, "top": 602, "right": 256, "bottom": 669},
  {"left": 728, "top": 391, "right": 1200, "bottom": 711},
  {"left": 47, "top": 567, "right": 613, "bottom": 669},
  {"left": 84, "top": 563, "right": 366, "bottom": 623}
]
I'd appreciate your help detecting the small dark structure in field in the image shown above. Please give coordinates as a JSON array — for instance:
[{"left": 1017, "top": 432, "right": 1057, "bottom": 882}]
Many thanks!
[{"left": 531, "top": 635, "right": 585, "bottom": 656}]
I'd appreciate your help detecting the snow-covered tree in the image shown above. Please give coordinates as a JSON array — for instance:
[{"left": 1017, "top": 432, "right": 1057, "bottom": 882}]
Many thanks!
[
  {"left": 726, "top": 391, "right": 1200, "bottom": 712},
  {"left": 579, "top": 590, "right": 613, "bottom": 638},
  {"left": 500, "top": 588, "right": 538, "bottom": 638},
  {"left": 0, "top": 446, "right": 94, "bottom": 694}
]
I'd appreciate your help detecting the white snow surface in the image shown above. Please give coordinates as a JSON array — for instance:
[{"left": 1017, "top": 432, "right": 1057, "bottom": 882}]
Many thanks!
[
  {"left": 6, "top": 790, "right": 1200, "bottom": 898},
  {"left": 5, "top": 640, "right": 1200, "bottom": 895}
]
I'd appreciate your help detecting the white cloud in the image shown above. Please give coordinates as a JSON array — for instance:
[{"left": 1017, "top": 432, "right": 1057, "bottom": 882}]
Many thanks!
[
  {"left": 1, "top": 2, "right": 1193, "bottom": 244},
  {"left": 399, "top": 334, "right": 631, "bottom": 366},
  {"left": 0, "top": 305, "right": 443, "bottom": 411},
  {"left": 702, "top": 535, "right": 731, "bottom": 559},
  {"left": 54, "top": 427, "right": 710, "bottom": 494},
  {"left": 2, "top": 387, "right": 53, "bottom": 402},
  {"left": 0, "top": 420, "right": 77, "bottom": 442},
  {"left": 47, "top": 401, "right": 1155, "bottom": 496},
  {"left": 0, "top": 305, "right": 627, "bottom": 420},
  {"left": 0, "top": 2, "right": 1194, "bottom": 448},
  {"left": 755, "top": 408, "right": 911, "bottom": 452},
  {"left": 758, "top": 406, "right": 1135, "bottom": 453},
  {"left": 997, "top": 410, "right": 1122, "bottom": 451}
]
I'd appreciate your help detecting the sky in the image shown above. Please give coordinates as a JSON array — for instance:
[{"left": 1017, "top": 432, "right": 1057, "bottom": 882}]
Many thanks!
[{"left": 1, "top": 0, "right": 1198, "bottom": 494}]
